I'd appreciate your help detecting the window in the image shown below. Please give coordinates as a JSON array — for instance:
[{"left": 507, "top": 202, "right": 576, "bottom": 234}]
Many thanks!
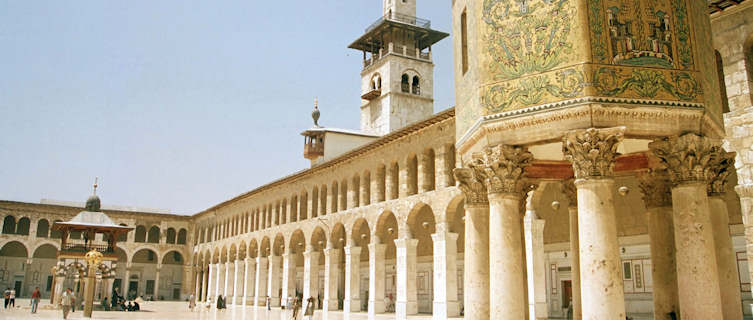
[
  {"left": 401, "top": 74, "right": 410, "bottom": 93},
  {"left": 461, "top": 9, "right": 468, "bottom": 74},
  {"left": 36, "top": 219, "right": 49, "bottom": 238},
  {"left": 412, "top": 76, "right": 420, "bottom": 95},
  {"left": 2, "top": 216, "right": 16, "bottom": 234}
]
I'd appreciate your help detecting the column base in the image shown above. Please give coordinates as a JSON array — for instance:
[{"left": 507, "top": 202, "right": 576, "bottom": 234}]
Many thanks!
[
  {"left": 395, "top": 301, "right": 417, "bottom": 318},
  {"left": 368, "top": 300, "right": 385, "bottom": 314},
  {"left": 344, "top": 299, "right": 360, "bottom": 313},
  {"left": 324, "top": 299, "right": 338, "bottom": 311},
  {"left": 433, "top": 301, "right": 460, "bottom": 319},
  {"left": 269, "top": 297, "right": 280, "bottom": 307}
]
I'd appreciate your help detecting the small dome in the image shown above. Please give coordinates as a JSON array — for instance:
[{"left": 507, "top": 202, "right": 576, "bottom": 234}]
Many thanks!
[{"left": 85, "top": 195, "right": 101, "bottom": 212}]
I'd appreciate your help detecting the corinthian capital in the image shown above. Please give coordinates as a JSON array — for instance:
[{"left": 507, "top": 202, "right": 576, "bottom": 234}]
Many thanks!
[
  {"left": 453, "top": 167, "right": 488, "bottom": 206},
  {"left": 638, "top": 170, "right": 672, "bottom": 208},
  {"left": 708, "top": 152, "right": 736, "bottom": 196},
  {"left": 648, "top": 133, "right": 723, "bottom": 185},
  {"left": 469, "top": 144, "right": 534, "bottom": 195},
  {"left": 562, "top": 127, "right": 625, "bottom": 179}
]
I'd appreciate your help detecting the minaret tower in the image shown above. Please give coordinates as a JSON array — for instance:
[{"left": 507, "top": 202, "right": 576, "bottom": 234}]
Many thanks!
[{"left": 349, "top": 0, "right": 448, "bottom": 136}]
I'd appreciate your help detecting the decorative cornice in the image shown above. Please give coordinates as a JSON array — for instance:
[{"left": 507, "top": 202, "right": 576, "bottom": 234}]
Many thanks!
[
  {"left": 468, "top": 145, "right": 534, "bottom": 195},
  {"left": 453, "top": 167, "right": 489, "bottom": 206},
  {"left": 562, "top": 127, "right": 625, "bottom": 179},
  {"left": 649, "top": 133, "right": 724, "bottom": 185},
  {"left": 638, "top": 170, "right": 673, "bottom": 208}
]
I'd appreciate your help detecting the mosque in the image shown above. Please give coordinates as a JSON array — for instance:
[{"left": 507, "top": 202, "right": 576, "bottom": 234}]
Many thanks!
[{"left": 2, "top": 0, "right": 753, "bottom": 319}]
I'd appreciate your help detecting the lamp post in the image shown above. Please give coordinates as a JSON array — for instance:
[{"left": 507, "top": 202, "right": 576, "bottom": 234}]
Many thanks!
[{"left": 83, "top": 250, "right": 103, "bottom": 318}]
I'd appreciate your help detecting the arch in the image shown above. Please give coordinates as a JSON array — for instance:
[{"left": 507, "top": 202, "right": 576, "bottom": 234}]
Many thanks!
[
  {"left": 412, "top": 75, "right": 420, "bottom": 95},
  {"left": 177, "top": 228, "right": 187, "bottom": 244},
  {"left": 291, "top": 195, "right": 299, "bottom": 223},
  {"left": 131, "top": 247, "right": 160, "bottom": 263},
  {"left": 32, "top": 243, "right": 58, "bottom": 259},
  {"left": 320, "top": 185, "right": 328, "bottom": 217},
  {"left": 238, "top": 240, "right": 247, "bottom": 259},
  {"left": 351, "top": 218, "right": 371, "bottom": 263},
  {"left": 362, "top": 170, "right": 371, "bottom": 206},
  {"left": 310, "top": 227, "right": 328, "bottom": 251},
  {"left": 2, "top": 215, "right": 16, "bottom": 234},
  {"left": 401, "top": 74, "right": 410, "bottom": 93},
  {"left": 281, "top": 199, "right": 288, "bottom": 225},
  {"left": 389, "top": 161, "right": 400, "bottom": 200},
  {"left": 36, "top": 219, "right": 50, "bottom": 238},
  {"left": 249, "top": 239, "right": 259, "bottom": 259},
  {"left": 300, "top": 191, "right": 309, "bottom": 221},
  {"left": 166, "top": 228, "right": 177, "bottom": 244},
  {"left": 134, "top": 225, "right": 147, "bottom": 243},
  {"left": 371, "top": 73, "right": 382, "bottom": 90},
  {"left": 331, "top": 181, "right": 339, "bottom": 213},
  {"left": 212, "top": 247, "right": 220, "bottom": 264},
  {"left": 407, "top": 154, "right": 418, "bottom": 195},
  {"left": 115, "top": 247, "right": 128, "bottom": 263},
  {"left": 0, "top": 240, "right": 29, "bottom": 257},
  {"left": 330, "top": 223, "right": 347, "bottom": 249},
  {"left": 117, "top": 224, "right": 128, "bottom": 242},
  {"left": 340, "top": 179, "right": 348, "bottom": 211},
  {"left": 229, "top": 244, "right": 238, "bottom": 262},
  {"left": 147, "top": 226, "right": 160, "bottom": 243},
  {"left": 273, "top": 233, "right": 286, "bottom": 256},
  {"left": 50, "top": 220, "right": 63, "bottom": 239},
  {"left": 289, "top": 230, "right": 306, "bottom": 254},
  {"left": 261, "top": 236, "right": 271, "bottom": 257},
  {"left": 162, "top": 250, "right": 184, "bottom": 264},
  {"left": 406, "top": 202, "right": 437, "bottom": 255},
  {"left": 312, "top": 186, "right": 320, "bottom": 218},
  {"left": 376, "top": 164, "right": 387, "bottom": 202},
  {"left": 424, "top": 148, "right": 436, "bottom": 191},
  {"left": 15, "top": 217, "right": 30, "bottom": 235}
]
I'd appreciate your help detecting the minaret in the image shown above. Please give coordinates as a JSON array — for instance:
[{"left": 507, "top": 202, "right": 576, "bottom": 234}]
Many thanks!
[{"left": 349, "top": 0, "right": 448, "bottom": 136}]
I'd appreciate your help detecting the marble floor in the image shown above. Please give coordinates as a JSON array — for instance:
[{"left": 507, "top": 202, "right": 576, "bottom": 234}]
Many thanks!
[{"left": 0, "top": 300, "right": 435, "bottom": 320}]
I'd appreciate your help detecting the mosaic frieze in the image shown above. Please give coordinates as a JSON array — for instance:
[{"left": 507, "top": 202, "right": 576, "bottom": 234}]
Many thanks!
[
  {"left": 483, "top": 68, "right": 585, "bottom": 113},
  {"left": 483, "top": 0, "right": 575, "bottom": 81},
  {"left": 592, "top": 66, "right": 702, "bottom": 101},
  {"left": 589, "top": 0, "right": 694, "bottom": 69}
]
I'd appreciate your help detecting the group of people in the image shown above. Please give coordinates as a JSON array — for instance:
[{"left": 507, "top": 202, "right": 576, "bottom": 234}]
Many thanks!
[
  {"left": 2, "top": 287, "right": 16, "bottom": 310},
  {"left": 191, "top": 294, "right": 316, "bottom": 319}
]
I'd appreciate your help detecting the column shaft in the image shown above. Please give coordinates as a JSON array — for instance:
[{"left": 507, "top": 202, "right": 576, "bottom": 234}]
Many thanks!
[
  {"left": 195, "top": 271, "right": 201, "bottom": 300},
  {"left": 368, "top": 242, "right": 386, "bottom": 319},
  {"left": 344, "top": 246, "right": 362, "bottom": 313},
  {"left": 281, "top": 253, "right": 297, "bottom": 307},
  {"left": 324, "top": 248, "right": 340, "bottom": 311},
  {"left": 488, "top": 193, "right": 526, "bottom": 320},
  {"left": 432, "top": 231, "right": 459, "bottom": 320},
  {"left": 464, "top": 205, "right": 490, "bottom": 320},
  {"left": 267, "top": 256, "right": 281, "bottom": 307},
  {"left": 568, "top": 207, "right": 582, "bottom": 320},
  {"left": 647, "top": 206, "right": 679, "bottom": 320},
  {"left": 395, "top": 238, "right": 418, "bottom": 318},
  {"left": 576, "top": 179, "right": 626, "bottom": 319},
  {"left": 233, "top": 260, "right": 242, "bottom": 305},
  {"left": 524, "top": 210, "right": 547, "bottom": 320},
  {"left": 709, "top": 196, "right": 743, "bottom": 320},
  {"left": 255, "top": 257, "right": 268, "bottom": 306},
  {"left": 303, "top": 250, "right": 320, "bottom": 303},
  {"left": 244, "top": 259, "right": 256, "bottom": 305},
  {"left": 223, "top": 262, "right": 230, "bottom": 298}
]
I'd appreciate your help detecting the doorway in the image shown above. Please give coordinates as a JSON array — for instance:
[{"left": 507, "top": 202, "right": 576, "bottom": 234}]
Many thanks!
[
  {"left": 14, "top": 280, "right": 22, "bottom": 297},
  {"left": 561, "top": 280, "right": 572, "bottom": 308}
]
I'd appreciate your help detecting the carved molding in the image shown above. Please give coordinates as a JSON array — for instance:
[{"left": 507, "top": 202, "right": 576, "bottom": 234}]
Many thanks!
[
  {"left": 638, "top": 170, "right": 672, "bottom": 208},
  {"left": 648, "top": 133, "right": 723, "bottom": 185},
  {"left": 562, "top": 127, "right": 625, "bottom": 179},
  {"left": 735, "top": 184, "right": 753, "bottom": 199},
  {"left": 708, "top": 152, "right": 736, "bottom": 196},
  {"left": 453, "top": 168, "right": 489, "bottom": 206},
  {"left": 468, "top": 145, "right": 534, "bottom": 195}
]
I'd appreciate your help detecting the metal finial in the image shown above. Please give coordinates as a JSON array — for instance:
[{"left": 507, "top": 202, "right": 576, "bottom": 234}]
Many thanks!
[
  {"left": 312, "top": 98, "right": 321, "bottom": 127},
  {"left": 93, "top": 177, "right": 98, "bottom": 195}
]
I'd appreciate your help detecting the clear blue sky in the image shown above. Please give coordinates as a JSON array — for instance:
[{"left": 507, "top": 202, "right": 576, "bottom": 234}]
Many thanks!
[{"left": 0, "top": 1, "right": 455, "bottom": 214}]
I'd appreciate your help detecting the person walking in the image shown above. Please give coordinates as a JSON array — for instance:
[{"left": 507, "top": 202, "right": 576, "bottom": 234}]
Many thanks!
[
  {"left": 61, "top": 288, "right": 75, "bottom": 320},
  {"left": 266, "top": 295, "right": 271, "bottom": 311},
  {"left": 291, "top": 297, "right": 301, "bottom": 320},
  {"left": 8, "top": 288, "right": 15, "bottom": 308},
  {"left": 304, "top": 297, "right": 315, "bottom": 320},
  {"left": 31, "top": 287, "right": 41, "bottom": 313},
  {"left": 3, "top": 288, "right": 9, "bottom": 309},
  {"left": 188, "top": 293, "right": 196, "bottom": 311}
]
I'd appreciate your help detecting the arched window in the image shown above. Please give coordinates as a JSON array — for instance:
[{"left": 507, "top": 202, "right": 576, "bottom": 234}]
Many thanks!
[
  {"left": 50, "top": 220, "right": 63, "bottom": 239},
  {"left": 166, "top": 228, "right": 176, "bottom": 244},
  {"left": 134, "top": 226, "right": 147, "bottom": 243},
  {"left": 36, "top": 219, "right": 50, "bottom": 238},
  {"left": 16, "top": 218, "right": 30, "bottom": 235},
  {"left": 715, "top": 50, "right": 730, "bottom": 114},
  {"left": 177, "top": 229, "right": 187, "bottom": 244},
  {"left": 147, "top": 226, "right": 160, "bottom": 243},
  {"left": 117, "top": 224, "right": 128, "bottom": 242},
  {"left": 401, "top": 74, "right": 410, "bottom": 93},
  {"left": 412, "top": 76, "right": 420, "bottom": 95},
  {"left": 2, "top": 216, "right": 16, "bottom": 234}
]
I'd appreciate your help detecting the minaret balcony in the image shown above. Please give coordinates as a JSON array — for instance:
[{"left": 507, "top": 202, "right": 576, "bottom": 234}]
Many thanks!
[
  {"left": 361, "top": 88, "right": 382, "bottom": 100},
  {"left": 304, "top": 143, "right": 324, "bottom": 159},
  {"left": 362, "top": 43, "right": 432, "bottom": 70},
  {"left": 365, "top": 12, "right": 431, "bottom": 33}
]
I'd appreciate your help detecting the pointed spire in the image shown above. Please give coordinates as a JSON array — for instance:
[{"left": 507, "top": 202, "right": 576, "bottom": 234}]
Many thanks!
[{"left": 312, "top": 97, "right": 321, "bottom": 127}]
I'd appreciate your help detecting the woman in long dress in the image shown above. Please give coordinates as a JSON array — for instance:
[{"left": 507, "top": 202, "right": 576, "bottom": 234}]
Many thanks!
[{"left": 304, "top": 297, "right": 315, "bottom": 320}]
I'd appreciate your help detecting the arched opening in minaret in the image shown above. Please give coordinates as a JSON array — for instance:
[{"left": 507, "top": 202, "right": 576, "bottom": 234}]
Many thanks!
[
  {"left": 401, "top": 74, "right": 410, "bottom": 93},
  {"left": 412, "top": 76, "right": 420, "bottom": 95}
]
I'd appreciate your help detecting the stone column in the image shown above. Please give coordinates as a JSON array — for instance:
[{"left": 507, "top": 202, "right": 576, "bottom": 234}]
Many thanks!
[
  {"left": 213, "top": 263, "right": 221, "bottom": 298},
  {"left": 223, "top": 262, "right": 231, "bottom": 298},
  {"left": 267, "top": 255, "right": 281, "bottom": 307},
  {"left": 303, "top": 247, "right": 320, "bottom": 303},
  {"left": 243, "top": 257, "right": 255, "bottom": 305},
  {"left": 344, "top": 245, "right": 362, "bottom": 313},
  {"left": 524, "top": 194, "right": 547, "bottom": 320},
  {"left": 323, "top": 247, "right": 340, "bottom": 311},
  {"left": 563, "top": 127, "right": 626, "bottom": 320},
  {"left": 737, "top": 184, "right": 753, "bottom": 315},
  {"left": 368, "top": 239, "right": 386, "bottom": 319},
  {"left": 562, "top": 180, "right": 582, "bottom": 320},
  {"left": 202, "top": 267, "right": 209, "bottom": 301},
  {"left": 638, "top": 171, "right": 679, "bottom": 320},
  {"left": 708, "top": 153, "right": 744, "bottom": 320},
  {"left": 467, "top": 144, "right": 532, "bottom": 320},
  {"left": 195, "top": 269, "right": 202, "bottom": 300},
  {"left": 650, "top": 133, "right": 725, "bottom": 319},
  {"left": 395, "top": 237, "right": 418, "bottom": 318},
  {"left": 453, "top": 167, "right": 490, "bottom": 320},
  {"left": 154, "top": 266, "right": 161, "bottom": 300},
  {"left": 233, "top": 259, "right": 243, "bottom": 305},
  {"left": 431, "top": 224, "right": 459, "bottom": 320},
  {"left": 281, "top": 252, "right": 297, "bottom": 307},
  {"left": 255, "top": 257, "right": 268, "bottom": 306}
]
